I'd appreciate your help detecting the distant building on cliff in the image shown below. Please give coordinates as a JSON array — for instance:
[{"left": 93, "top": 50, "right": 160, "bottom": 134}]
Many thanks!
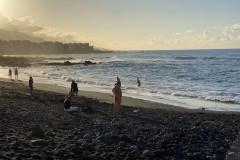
[
  {"left": 68, "top": 43, "right": 94, "bottom": 53},
  {"left": 0, "top": 40, "right": 95, "bottom": 54}
]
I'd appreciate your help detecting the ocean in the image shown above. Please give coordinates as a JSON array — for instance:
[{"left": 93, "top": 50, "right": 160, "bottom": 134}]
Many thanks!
[{"left": 1, "top": 49, "right": 240, "bottom": 112}]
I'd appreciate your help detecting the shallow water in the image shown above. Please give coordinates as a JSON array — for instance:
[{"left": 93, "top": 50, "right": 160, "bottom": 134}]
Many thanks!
[{"left": 1, "top": 49, "right": 240, "bottom": 112}]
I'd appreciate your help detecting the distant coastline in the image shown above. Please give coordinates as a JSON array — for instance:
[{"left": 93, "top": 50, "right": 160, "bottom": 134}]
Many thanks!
[{"left": 0, "top": 39, "right": 112, "bottom": 55}]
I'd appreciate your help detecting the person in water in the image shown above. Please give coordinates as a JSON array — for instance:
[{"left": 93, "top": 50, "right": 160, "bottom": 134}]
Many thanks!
[
  {"left": 29, "top": 76, "right": 33, "bottom": 95},
  {"left": 112, "top": 81, "right": 122, "bottom": 113},
  {"left": 71, "top": 80, "right": 78, "bottom": 97},
  {"left": 137, "top": 78, "right": 141, "bottom": 87}
]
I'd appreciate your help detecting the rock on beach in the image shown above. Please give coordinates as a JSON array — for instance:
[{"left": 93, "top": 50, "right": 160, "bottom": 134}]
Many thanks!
[{"left": 0, "top": 79, "right": 240, "bottom": 159}]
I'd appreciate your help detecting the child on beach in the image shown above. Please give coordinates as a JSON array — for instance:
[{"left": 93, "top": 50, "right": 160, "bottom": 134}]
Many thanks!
[
  {"left": 71, "top": 80, "right": 78, "bottom": 97},
  {"left": 112, "top": 81, "right": 122, "bottom": 113},
  {"left": 8, "top": 69, "right": 12, "bottom": 79},
  {"left": 29, "top": 76, "right": 33, "bottom": 95}
]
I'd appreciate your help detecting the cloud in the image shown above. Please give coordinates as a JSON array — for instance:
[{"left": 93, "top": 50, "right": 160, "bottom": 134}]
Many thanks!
[
  {"left": 173, "top": 30, "right": 193, "bottom": 36},
  {"left": 0, "top": 12, "right": 9, "bottom": 27},
  {"left": 0, "top": 13, "right": 95, "bottom": 44},
  {"left": 0, "top": 13, "right": 43, "bottom": 33},
  {"left": 33, "top": 26, "right": 87, "bottom": 43},
  {"left": 0, "top": 13, "right": 121, "bottom": 49},
  {"left": 186, "top": 29, "right": 193, "bottom": 33},
  {"left": 144, "top": 23, "right": 240, "bottom": 49},
  {"left": 223, "top": 23, "right": 240, "bottom": 40},
  {"left": 212, "top": 26, "right": 223, "bottom": 29}
]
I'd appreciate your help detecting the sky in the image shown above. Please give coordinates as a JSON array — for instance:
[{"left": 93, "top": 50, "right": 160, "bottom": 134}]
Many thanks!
[{"left": 0, "top": 0, "right": 240, "bottom": 50}]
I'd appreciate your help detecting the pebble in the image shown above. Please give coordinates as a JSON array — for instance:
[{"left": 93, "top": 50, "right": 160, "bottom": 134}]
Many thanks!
[
  {"left": 211, "top": 141, "right": 223, "bottom": 148},
  {"left": 30, "top": 139, "right": 47, "bottom": 146},
  {"left": 96, "top": 120, "right": 102, "bottom": 124},
  {"left": 206, "top": 156, "right": 217, "bottom": 160},
  {"left": 194, "top": 152, "right": 206, "bottom": 160},
  {"left": 143, "top": 150, "right": 155, "bottom": 157},
  {"left": 0, "top": 125, "right": 6, "bottom": 131},
  {"left": 230, "top": 145, "right": 240, "bottom": 152},
  {"left": 105, "top": 133, "right": 113, "bottom": 138},
  {"left": 226, "top": 152, "right": 240, "bottom": 160},
  {"left": 31, "top": 125, "right": 45, "bottom": 139},
  {"left": 83, "top": 134, "right": 92, "bottom": 140},
  {"left": 130, "top": 145, "right": 138, "bottom": 151},
  {"left": 1, "top": 81, "right": 240, "bottom": 160}
]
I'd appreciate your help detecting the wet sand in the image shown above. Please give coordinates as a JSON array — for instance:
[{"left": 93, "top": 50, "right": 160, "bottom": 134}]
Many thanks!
[{"left": 0, "top": 78, "right": 240, "bottom": 159}]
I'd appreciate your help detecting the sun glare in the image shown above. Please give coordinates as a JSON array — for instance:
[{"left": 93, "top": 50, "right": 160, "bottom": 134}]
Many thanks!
[
  {"left": 0, "top": 0, "right": 3, "bottom": 11},
  {"left": 0, "top": 0, "right": 8, "bottom": 12}
]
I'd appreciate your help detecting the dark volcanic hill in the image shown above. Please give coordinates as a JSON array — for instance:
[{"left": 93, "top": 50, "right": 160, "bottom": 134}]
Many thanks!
[{"left": 0, "top": 28, "right": 44, "bottom": 42}]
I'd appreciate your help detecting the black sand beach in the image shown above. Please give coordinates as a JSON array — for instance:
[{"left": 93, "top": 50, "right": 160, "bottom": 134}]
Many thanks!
[{"left": 0, "top": 78, "right": 240, "bottom": 159}]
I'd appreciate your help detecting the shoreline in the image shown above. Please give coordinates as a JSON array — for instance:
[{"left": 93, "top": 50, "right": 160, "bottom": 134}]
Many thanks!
[
  {"left": 1, "top": 77, "right": 239, "bottom": 114},
  {"left": 1, "top": 53, "right": 240, "bottom": 113},
  {"left": 0, "top": 78, "right": 240, "bottom": 159},
  {"left": 0, "top": 77, "right": 184, "bottom": 111}
]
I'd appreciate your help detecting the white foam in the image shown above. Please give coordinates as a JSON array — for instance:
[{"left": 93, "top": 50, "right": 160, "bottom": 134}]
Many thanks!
[{"left": 65, "top": 77, "right": 73, "bottom": 82}]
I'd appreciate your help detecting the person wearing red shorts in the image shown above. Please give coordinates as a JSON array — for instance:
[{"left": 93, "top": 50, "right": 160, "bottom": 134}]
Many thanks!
[{"left": 112, "top": 81, "right": 122, "bottom": 113}]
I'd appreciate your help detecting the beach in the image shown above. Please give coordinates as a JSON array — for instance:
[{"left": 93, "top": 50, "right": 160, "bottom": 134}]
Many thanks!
[{"left": 0, "top": 78, "right": 240, "bottom": 159}]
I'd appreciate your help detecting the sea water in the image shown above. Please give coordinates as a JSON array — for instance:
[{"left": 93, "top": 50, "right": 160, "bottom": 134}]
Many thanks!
[{"left": 1, "top": 49, "right": 240, "bottom": 112}]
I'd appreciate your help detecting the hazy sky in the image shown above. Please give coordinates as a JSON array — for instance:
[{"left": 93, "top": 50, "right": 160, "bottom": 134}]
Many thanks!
[{"left": 0, "top": 0, "right": 240, "bottom": 50}]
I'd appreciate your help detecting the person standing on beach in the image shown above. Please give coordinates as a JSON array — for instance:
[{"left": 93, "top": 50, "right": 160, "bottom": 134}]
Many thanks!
[
  {"left": 71, "top": 80, "right": 78, "bottom": 97},
  {"left": 14, "top": 67, "right": 18, "bottom": 80},
  {"left": 8, "top": 69, "right": 12, "bottom": 79},
  {"left": 29, "top": 76, "right": 33, "bottom": 95},
  {"left": 137, "top": 78, "right": 141, "bottom": 87},
  {"left": 112, "top": 81, "right": 122, "bottom": 113}
]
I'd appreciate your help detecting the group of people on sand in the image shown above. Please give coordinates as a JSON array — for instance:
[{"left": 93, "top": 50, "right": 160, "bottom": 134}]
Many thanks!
[
  {"left": 8, "top": 68, "right": 34, "bottom": 96},
  {"left": 61, "top": 76, "right": 141, "bottom": 113},
  {"left": 9, "top": 66, "right": 140, "bottom": 113},
  {"left": 8, "top": 67, "right": 18, "bottom": 80},
  {"left": 63, "top": 80, "right": 79, "bottom": 109},
  {"left": 62, "top": 76, "right": 140, "bottom": 113}
]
